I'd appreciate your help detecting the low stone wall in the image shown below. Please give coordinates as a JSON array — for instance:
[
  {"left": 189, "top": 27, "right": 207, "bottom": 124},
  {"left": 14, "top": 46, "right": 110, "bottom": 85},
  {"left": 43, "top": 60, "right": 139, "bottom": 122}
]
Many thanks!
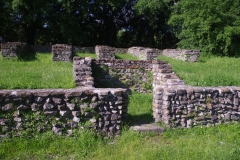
[
  {"left": 1, "top": 42, "right": 29, "bottom": 58},
  {"left": 127, "top": 47, "right": 162, "bottom": 60},
  {"left": 92, "top": 59, "right": 156, "bottom": 93},
  {"left": 73, "top": 57, "right": 94, "bottom": 87},
  {"left": 95, "top": 45, "right": 115, "bottom": 60},
  {"left": 159, "top": 86, "right": 240, "bottom": 128},
  {"left": 163, "top": 49, "right": 200, "bottom": 62},
  {"left": 114, "top": 48, "right": 128, "bottom": 54},
  {"left": 0, "top": 88, "right": 128, "bottom": 137},
  {"left": 52, "top": 44, "right": 73, "bottom": 62},
  {"left": 152, "top": 60, "right": 240, "bottom": 128}
]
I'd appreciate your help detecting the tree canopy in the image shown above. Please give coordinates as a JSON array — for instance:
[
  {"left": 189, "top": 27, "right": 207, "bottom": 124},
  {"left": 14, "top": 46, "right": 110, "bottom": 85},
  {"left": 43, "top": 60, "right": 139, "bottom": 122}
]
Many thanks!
[
  {"left": 168, "top": 0, "right": 240, "bottom": 56},
  {"left": 1, "top": 0, "right": 240, "bottom": 56}
]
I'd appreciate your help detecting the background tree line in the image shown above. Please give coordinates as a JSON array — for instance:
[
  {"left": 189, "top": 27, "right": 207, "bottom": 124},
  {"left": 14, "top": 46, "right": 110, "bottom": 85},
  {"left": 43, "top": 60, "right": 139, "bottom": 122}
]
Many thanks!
[{"left": 1, "top": 0, "right": 240, "bottom": 56}]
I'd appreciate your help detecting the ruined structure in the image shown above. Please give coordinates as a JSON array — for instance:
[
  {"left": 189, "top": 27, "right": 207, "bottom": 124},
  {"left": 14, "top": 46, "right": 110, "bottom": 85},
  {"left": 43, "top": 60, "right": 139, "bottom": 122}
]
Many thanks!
[{"left": 1, "top": 42, "right": 29, "bottom": 58}]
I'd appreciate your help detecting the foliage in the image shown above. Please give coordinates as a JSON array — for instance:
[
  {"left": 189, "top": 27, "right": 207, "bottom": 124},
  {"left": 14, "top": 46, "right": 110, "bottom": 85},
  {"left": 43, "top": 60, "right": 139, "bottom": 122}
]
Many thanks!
[
  {"left": 168, "top": 0, "right": 240, "bottom": 56},
  {"left": 0, "top": 0, "right": 178, "bottom": 49},
  {"left": 158, "top": 55, "right": 240, "bottom": 86},
  {"left": 130, "top": 0, "right": 177, "bottom": 48}
]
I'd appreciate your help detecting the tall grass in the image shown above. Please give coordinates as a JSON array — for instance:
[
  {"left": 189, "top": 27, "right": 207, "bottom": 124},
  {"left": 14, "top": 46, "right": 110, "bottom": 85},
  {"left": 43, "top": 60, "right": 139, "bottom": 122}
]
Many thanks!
[
  {"left": 0, "top": 93, "right": 240, "bottom": 160},
  {"left": 158, "top": 55, "right": 240, "bottom": 86},
  {"left": 0, "top": 53, "right": 74, "bottom": 89}
]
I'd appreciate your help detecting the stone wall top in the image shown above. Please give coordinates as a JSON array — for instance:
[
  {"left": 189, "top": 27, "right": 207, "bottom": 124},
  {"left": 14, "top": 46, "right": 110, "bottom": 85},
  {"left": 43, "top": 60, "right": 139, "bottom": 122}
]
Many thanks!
[
  {"left": 52, "top": 44, "right": 73, "bottom": 62},
  {"left": 95, "top": 45, "right": 116, "bottom": 60},
  {"left": 127, "top": 46, "right": 162, "bottom": 60},
  {"left": 163, "top": 49, "right": 200, "bottom": 62},
  {"left": 93, "top": 59, "right": 167, "bottom": 70},
  {"left": 1, "top": 42, "right": 29, "bottom": 58}
]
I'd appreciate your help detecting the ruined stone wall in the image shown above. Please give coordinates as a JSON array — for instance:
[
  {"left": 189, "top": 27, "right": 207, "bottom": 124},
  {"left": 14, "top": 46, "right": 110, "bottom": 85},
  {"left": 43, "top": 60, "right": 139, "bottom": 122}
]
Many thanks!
[
  {"left": 95, "top": 45, "right": 116, "bottom": 60},
  {"left": 114, "top": 48, "right": 128, "bottom": 54},
  {"left": 73, "top": 57, "right": 94, "bottom": 87},
  {"left": 152, "top": 60, "right": 240, "bottom": 128},
  {"left": 127, "top": 47, "right": 162, "bottom": 60},
  {"left": 52, "top": 44, "right": 73, "bottom": 62},
  {"left": 162, "top": 49, "right": 200, "bottom": 62},
  {"left": 1, "top": 42, "right": 29, "bottom": 58},
  {"left": 92, "top": 59, "right": 154, "bottom": 93},
  {"left": 0, "top": 88, "right": 128, "bottom": 137}
]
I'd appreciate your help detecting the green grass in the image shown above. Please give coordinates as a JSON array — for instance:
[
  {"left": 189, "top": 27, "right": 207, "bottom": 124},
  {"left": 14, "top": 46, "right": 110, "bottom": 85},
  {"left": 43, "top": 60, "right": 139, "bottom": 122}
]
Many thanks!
[
  {"left": 0, "top": 92, "right": 240, "bottom": 160},
  {"left": 74, "top": 52, "right": 97, "bottom": 59},
  {"left": 115, "top": 53, "right": 139, "bottom": 60},
  {"left": 127, "top": 92, "right": 153, "bottom": 125},
  {"left": 0, "top": 53, "right": 75, "bottom": 89},
  {"left": 158, "top": 54, "right": 240, "bottom": 86}
]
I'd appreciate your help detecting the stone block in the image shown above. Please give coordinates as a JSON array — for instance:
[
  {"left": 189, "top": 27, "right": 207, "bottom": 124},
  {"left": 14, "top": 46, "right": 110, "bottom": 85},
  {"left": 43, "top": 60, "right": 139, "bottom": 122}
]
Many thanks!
[
  {"left": 95, "top": 45, "right": 115, "bottom": 60},
  {"left": 52, "top": 44, "right": 73, "bottom": 62},
  {"left": 1, "top": 42, "right": 29, "bottom": 58}
]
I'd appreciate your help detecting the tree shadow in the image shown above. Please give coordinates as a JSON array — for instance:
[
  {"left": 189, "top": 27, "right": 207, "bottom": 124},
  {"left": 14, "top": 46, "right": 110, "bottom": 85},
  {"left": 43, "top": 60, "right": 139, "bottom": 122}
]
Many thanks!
[
  {"left": 91, "top": 61, "right": 128, "bottom": 88},
  {"left": 18, "top": 52, "right": 37, "bottom": 61}
]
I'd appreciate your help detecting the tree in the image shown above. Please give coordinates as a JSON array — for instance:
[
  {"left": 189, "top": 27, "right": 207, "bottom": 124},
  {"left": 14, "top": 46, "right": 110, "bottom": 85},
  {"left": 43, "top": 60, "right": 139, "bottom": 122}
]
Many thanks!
[
  {"left": 0, "top": 0, "right": 18, "bottom": 42},
  {"left": 168, "top": 0, "right": 240, "bottom": 56},
  {"left": 9, "top": 0, "right": 52, "bottom": 44},
  {"left": 133, "top": 0, "right": 177, "bottom": 48}
]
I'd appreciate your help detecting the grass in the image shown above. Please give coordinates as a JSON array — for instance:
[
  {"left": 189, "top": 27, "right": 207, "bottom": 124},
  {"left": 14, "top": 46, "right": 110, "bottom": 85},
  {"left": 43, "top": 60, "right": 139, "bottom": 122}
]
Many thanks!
[
  {"left": 0, "top": 53, "right": 75, "bottom": 89},
  {"left": 115, "top": 53, "right": 139, "bottom": 60},
  {"left": 1, "top": 52, "right": 240, "bottom": 159},
  {"left": 158, "top": 54, "right": 240, "bottom": 86},
  {"left": 0, "top": 52, "right": 138, "bottom": 89},
  {"left": 0, "top": 92, "right": 240, "bottom": 160},
  {"left": 74, "top": 52, "right": 97, "bottom": 59},
  {"left": 127, "top": 92, "right": 153, "bottom": 125}
]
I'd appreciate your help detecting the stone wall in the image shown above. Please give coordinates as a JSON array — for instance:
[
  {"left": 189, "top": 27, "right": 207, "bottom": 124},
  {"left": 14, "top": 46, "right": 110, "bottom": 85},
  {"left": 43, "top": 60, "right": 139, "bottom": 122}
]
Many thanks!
[
  {"left": 73, "top": 57, "right": 94, "bottom": 87},
  {"left": 114, "top": 48, "right": 128, "bottom": 54},
  {"left": 52, "top": 44, "right": 73, "bottom": 62},
  {"left": 95, "top": 45, "right": 115, "bottom": 60},
  {"left": 127, "top": 47, "right": 162, "bottom": 60},
  {"left": 152, "top": 60, "right": 240, "bottom": 128},
  {"left": 92, "top": 59, "right": 155, "bottom": 93},
  {"left": 1, "top": 42, "right": 29, "bottom": 58},
  {"left": 73, "top": 56, "right": 154, "bottom": 93},
  {"left": 163, "top": 49, "right": 200, "bottom": 62},
  {"left": 0, "top": 88, "right": 128, "bottom": 137}
]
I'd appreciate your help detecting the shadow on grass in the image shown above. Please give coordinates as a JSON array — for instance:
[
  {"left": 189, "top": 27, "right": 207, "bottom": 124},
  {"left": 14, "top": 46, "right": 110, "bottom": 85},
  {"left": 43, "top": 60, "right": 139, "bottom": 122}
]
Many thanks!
[
  {"left": 18, "top": 52, "right": 37, "bottom": 61},
  {"left": 127, "top": 113, "right": 154, "bottom": 126}
]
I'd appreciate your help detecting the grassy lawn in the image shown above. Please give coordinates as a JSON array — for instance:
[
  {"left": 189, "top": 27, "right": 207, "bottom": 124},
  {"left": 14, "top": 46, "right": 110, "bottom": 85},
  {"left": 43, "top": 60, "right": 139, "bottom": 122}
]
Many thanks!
[
  {"left": 115, "top": 53, "right": 139, "bottom": 60},
  {"left": 0, "top": 92, "right": 239, "bottom": 160},
  {"left": 0, "top": 53, "right": 75, "bottom": 89},
  {"left": 1, "top": 52, "right": 240, "bottom": 159},
  {"left": 158, "top": 55, "right": 240, "bottom": 86},
  {"left": 0, "top": 52, "right": 138, "bottom": 89}
]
